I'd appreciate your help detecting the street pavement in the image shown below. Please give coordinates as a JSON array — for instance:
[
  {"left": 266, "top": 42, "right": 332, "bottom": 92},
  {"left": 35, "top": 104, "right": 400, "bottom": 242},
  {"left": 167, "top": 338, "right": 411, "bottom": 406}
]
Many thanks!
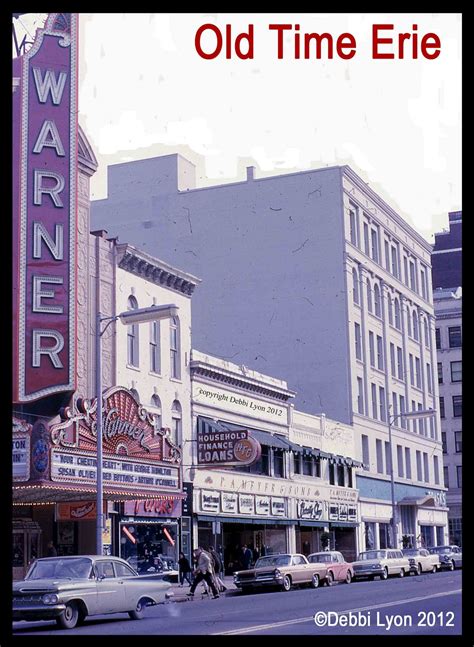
[{"left": 12, "top": 570, "right": 462, "bottom": 636}]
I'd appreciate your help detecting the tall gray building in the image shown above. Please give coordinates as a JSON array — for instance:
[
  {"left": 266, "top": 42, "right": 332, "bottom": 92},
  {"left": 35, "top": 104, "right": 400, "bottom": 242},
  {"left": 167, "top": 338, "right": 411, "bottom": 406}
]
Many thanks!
[{"left": 92, "top": 155, "right": 448, "bottom": 549}]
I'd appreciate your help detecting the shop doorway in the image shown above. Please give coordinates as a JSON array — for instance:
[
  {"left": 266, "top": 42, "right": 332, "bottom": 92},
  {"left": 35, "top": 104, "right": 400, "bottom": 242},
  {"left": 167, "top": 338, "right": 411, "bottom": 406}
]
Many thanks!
[
  {"left": 13, "top": 519, "right": 42, "bottom": 581},
  {"left": 295, "top": 527, "right": 322, "bottom": 555},
  {"left": 332, "top": 527, "right": 357, "bottom": 562},
  {"left": 222, "top": 523, "right": 287, "bottom": 573}
]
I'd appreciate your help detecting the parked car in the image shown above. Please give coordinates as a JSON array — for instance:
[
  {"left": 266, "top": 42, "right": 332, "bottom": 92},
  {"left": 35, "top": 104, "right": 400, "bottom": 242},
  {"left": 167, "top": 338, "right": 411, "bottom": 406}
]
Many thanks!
[
  {"left": 402, "top": 548, "right": 440, "bottom": 575},
  {"left": 233, "top": 553, "right": 329, "bottom": 593},
  {"left": 352, "top": 549, "right": 410, "bottom": 581},
  {"left": 307, "top": 551, "right": 354, "bottom": 584},
  {"left": 428, "top": 545, "right": 462, "bottom": 571},
  {"left": 13, "top": 555, "right": 173, "bottom": 629}
]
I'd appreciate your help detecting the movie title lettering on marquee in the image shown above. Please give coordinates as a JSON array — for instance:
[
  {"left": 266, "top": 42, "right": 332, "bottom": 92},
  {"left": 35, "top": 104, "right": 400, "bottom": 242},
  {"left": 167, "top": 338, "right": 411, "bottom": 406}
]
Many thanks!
[{"left": 13, "top": 13, "right": 78, "bottom": 402}]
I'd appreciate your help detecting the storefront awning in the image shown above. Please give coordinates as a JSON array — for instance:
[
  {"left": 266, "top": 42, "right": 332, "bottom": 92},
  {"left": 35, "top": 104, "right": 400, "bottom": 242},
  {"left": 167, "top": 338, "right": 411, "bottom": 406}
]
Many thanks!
[
  {"left": 197, "top": 515, "right": 293, "bottom": 526},
  {"left": 329, "top": 522, "right": 358, "bottom": 528},
  {"left": 297, "top": 520, "right": 327, "bottom": 528},
  {"left": 246, "top": 429, "right": 291, "bottom": 450},
  {"left": 398, "top": 495, "right": 437, "bottom": 507}
]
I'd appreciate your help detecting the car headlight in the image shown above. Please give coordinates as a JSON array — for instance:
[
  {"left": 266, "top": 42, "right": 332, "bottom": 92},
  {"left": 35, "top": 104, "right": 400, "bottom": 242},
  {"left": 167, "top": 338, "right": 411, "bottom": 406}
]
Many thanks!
[
  {"left": 274, "top": 569, "right": 281, "bottom": 577},
  {"left": 372, "top": 563, "right": 381, "bottom": 569},
  {"left": 42, "top": 594, "right": 59, "bottom": 605}
]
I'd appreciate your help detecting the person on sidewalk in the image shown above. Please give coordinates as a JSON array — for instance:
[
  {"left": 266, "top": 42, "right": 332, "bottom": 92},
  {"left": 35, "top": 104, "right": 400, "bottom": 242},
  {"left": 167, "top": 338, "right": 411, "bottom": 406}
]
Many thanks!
[
  {"left": 187, "top": 547, "right": 220, "bottom": 599},
  {"left": 178, "top": 552, "right": 193, "bottom": 586},
  {"left": 209, "top": 546, "right": 227, "bottom": 592}
]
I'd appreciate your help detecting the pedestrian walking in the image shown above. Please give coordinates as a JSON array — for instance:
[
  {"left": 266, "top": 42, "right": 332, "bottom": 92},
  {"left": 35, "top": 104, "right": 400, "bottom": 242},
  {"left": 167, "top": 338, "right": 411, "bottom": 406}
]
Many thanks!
[
  {"left": 241, "top": 544, "right": 252, "bottom": 569},
  {"left": 209, "top": 546, "right": 227, "bottom": 592},
  {"left": 178, "top": 552, "right": 193, "bottom": 586},
  {"left": 47, "top": 540, "right": 57, "bottom": 557},
  {"left": 187, "top": 547, "right": 220, "bottom": 599}
]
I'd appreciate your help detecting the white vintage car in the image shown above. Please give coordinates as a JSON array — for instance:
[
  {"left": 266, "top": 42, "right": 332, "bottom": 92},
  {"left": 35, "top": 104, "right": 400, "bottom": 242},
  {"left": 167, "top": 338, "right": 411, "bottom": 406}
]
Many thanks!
[
  {"left": 13, "top": 555, "right": 173, "bottom": 629},
  {"left": 352, "top": 549, "right": 410, "bottom": 581},
  {"left": 402, "top": 548, "right": 440, "bottom": 574}
]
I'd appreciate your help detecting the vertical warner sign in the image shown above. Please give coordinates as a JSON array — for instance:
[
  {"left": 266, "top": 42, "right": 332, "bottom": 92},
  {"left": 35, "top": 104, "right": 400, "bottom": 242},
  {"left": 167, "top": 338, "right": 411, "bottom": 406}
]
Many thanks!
[{"left": 13, "top": 14, "right": 78, "bottom": 402}]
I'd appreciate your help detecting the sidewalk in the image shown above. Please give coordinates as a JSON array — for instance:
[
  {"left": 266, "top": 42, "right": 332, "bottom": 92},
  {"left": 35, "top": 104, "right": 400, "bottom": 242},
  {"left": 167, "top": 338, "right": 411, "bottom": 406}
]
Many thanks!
[{"left": 167, "top": 575, "right": 239, "bottom": 603}]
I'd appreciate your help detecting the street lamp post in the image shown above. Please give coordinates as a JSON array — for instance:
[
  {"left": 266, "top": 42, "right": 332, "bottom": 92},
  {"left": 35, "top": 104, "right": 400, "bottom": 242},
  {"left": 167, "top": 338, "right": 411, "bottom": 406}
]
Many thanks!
[
  {"left": 95, "top": 304, "right": 179, "bottom": 555},
  {"left": 387, "top": 407, "right": 436, "bottom": 550}
]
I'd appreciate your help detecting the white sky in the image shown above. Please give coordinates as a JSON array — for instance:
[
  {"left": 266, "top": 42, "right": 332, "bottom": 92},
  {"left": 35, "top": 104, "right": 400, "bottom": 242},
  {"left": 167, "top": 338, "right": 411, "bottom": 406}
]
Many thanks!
[{"left": 76, "top": 13, "right": 461, "bottom": 241}]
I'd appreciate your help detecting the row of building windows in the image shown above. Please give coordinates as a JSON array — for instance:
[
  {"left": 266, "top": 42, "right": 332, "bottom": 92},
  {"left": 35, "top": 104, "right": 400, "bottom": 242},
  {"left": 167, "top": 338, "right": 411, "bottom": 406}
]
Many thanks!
[
  {"left": 126, "top": 296, "right": 181, "bottom": 379},
  {"left": 352, "top": 268, "right": 431, "bottom": 347},
  {"left": 439, "top": 395, "right": 462, "bottom": 418},
  {"left": 361, "top": 434, "right": 440, "bottom": 485},
  {"left": 436, "top": 326, "right": 462, "bottom": 350},
  {"left": 438, "top": 360, "right": 462, "bottom": 384},
  {"left": 443, "top": 465, "right": 462, "bottom": 489},
  {"left": 129, "top": 390, "right": 182, "bottom": 444},
  {"left": 348, "top": 204, "right": 431, "bottom": 302},
  {"left": 441, "top": 431, "right": 462, "bottom": 454}
]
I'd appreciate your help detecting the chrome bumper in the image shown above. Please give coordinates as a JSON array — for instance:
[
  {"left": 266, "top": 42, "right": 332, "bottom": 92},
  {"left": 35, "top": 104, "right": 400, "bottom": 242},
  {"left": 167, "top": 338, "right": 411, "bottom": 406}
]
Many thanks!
[{"left": 13, "top": 603, "right": 66, "bottom": 621}]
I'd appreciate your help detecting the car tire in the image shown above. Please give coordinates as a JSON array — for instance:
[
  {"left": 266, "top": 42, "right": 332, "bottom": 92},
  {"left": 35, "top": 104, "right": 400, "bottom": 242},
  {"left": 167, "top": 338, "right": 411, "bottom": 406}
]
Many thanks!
[
  {"left": 77, "top": 608, "right": 87, "bottom": 625},
  {"left": 56, "top": 602, "right": 79, "bottom": 630},
  {"left": 129, "top": 598, "right": 147, "bottom": 620},
  {"left": 345, "top": 571, "right": 352, "bottom": 584},
  {"left": 416, "top": 563, "right": 422, "bottom": 576},
  {"left": 432, "top": 564, "right": 438, "bottom": 573},
  {"left": 325, "top": 572, "right": 334, "bottom": 587},
  {"left": 310, "top": 574, "right": 320, "bottom": 589},
  {"left": 399, "top": 568, "right": 405, "bottom": 578},
  {"left": 449, "top": 560, "right": 455, "bottom": 571},
  {"left": 380, "top": 568, "right": 388, "bottom": 581},
  {"left": 281, "top": 575, "right": 292, "bottom": 592}
]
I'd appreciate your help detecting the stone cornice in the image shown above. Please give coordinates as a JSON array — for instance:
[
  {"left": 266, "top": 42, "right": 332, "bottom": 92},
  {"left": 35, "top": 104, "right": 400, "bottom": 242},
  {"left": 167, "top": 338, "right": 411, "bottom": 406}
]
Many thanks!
[
  {"left": 116, "top": 244, "right": 201, "bottom": 296},
  {"left": 191, "top": 361, "right": 296, "bottom": 401}
]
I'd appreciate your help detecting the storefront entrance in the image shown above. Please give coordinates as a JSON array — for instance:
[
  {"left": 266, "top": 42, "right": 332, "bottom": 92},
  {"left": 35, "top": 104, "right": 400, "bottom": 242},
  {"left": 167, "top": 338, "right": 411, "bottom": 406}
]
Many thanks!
[
  {"left": 119, "top": 521, "right": 179, "bottom": 574},
  {"left": 295, "top": 526, "right": 323, "bottom": 556},
  {"left": 331, "top": 525, "right": 357, "bottom": 562},
  {"left": 222, "top": 523, "right": 288, "bottom": 573},
  {"left": 13, "top": 519, "right": 42, "bottom": 581}
]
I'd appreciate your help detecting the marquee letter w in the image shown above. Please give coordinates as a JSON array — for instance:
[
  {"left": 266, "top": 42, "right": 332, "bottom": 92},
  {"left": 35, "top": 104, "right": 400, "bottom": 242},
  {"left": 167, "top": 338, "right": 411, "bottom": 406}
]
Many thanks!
[{"left": 32, "top": 68, "right": 67, "bottom": 105}]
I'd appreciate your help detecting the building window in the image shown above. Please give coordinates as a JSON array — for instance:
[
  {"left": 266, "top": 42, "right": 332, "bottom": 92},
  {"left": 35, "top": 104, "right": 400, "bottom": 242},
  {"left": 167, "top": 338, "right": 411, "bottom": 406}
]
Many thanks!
[
  {"left": 170, "top": 316, "right": 181, "bottom": 379},
  {"left": 397, "top": 445, "right": 404, "bottom": 478},
  {"left": 149, "top": 320, "right": 161, "bottom": 374},
  {"left": 394, "top": 298, "right": 401, "bottom": 329},
  {"left": 439, "top": 397, "right": 445, "bottom": 418},
  {"left": 337, "top": 464, "right": 345, "bottom": 486},
  {"left": 397, "top": 347, "right": 403, "bottom": 381},
  {"left": 150, "top": 394, "right": 162, "bottom": 429},
  {"left": 379, "top": 386, "right": 386, "bottom": 421},
  {"left": 416, "top": 451, "right": 422, "bottom": 481},
  {"left": 411, "top": 400, "right": 416, "bottom": 433},
  {"left": 390, "top": 343, "right": 396, "bottom": 377},
  {"left": 391, "top": 244, "right": 399, "bottom": 278},
  {"left": 417, "top": 403, "right": 425, "bottom": 436},
  {"left": 379, "top": 523, "right": 391, "bottom": 550},
  {"left": 435, "top": 328, "right": 441, "bottom": 350},
  {"left": 433, "top": 456, "right": 440, "bottom": 485},
  {"left": 329, "top": 462, "right": 335, "bottom": 485},
  {"left": 426, "top": 363, "right": 432, "bottom": 394},
  {"left": 376, "top": 439, "right": 384, "bottom": 473},
  {"left": 441, "top": 432, "right": 447, "bottom": 453},
  {"left": 420, "top": 268, "right": 427, "bottom": 299},
  {"left": 387, "top": 297, "right": 393, "bottom": 325},
  {"left": 369, "top": 331, "right": 375, "bottom": 367},
  {"left": 424, "top": 318, "right": 430, "bottom": 348},
  {"left": 352, "top": 268, "right": 360, "bottom": 304},
  {"left": 349, "top": 206, "right": 358, "bottom": 246},
  {"left": 450, "top": 361, "right": 462, "bottom": 383},
  {"left": 452, "top": 395, "right": 462, "bottom": 418},
  {"left": 363, "top": 222, "right": 370, "bottom": 256},
  {"left": 384, "top": 240, "right": 390, "bottom": 271},
  {"left": 423, "top": 452, "right": 429, "bottom": 483},
  {"left": 130, "top": 387, "right": 140, "bottom": 402},
  {"left": 438, "top": 362, "right": 443, "bottom": 384},
  {"left": 293, "top": 453, "right": 302, "bottom": 474},
  {"left": 374, "top": 284, "right": 382, "bottom": 317},
  {"left": 399, "top": 395, "right": 406, "bottom": 429},
  {"left": 357, "top": 377, "right": 364, "bottom": 414},
  {"left": 239, "top": 446, "right": 270, "bottom": 475},
  {"left": 366, "top": 280, "right": 373, "bottom": 313},
  {"left": 448, "top": 326, "right": 462, "bottom": 348},
  {"left": 409, "top": 354, "right": 414, "bottom": 386},
  {"left": 412, "top": 311, "right": 419, "bottom": 341},
  {"left": 392, "top": 392, "right": 398, "bottom": 422},
  {"left": 371, "top": 383, "right": 378, "bottom": 419},
  {"left": 355, "top": 323, "right": 362, "bottom": 360},
  {"left": 361, "top": 435, "right": 370, "bottom": 470},
  {"left": 456, "top": 466, "right": 462, "bottom": 488},
  {"left": 376, "top": 335, "right": 384, "bottom": 370},
  {"left": 455, "top": 431, "right": 462, "bottom": 453},
  {"left": 371, "top": 227, "right": 379, "bottom": 263},
  {"left": 302, "top": 454, "right": 313, "bottom": 476},
  {"left": 405, "top": 447, "right": 412, "bottom": 479},
  {"left": 406, "top": 308, "right": 412, "bottom": 337},
  {"left": 415, "top": 357, "right": 421, "bottom": 389},
  {"left": 409, "top": 260, "right": 416, "bottom": 291},
  {"left": 171, "top": 400, "right": 182, "bottom": 445},
  {"left": 384, "top": 441, "right": 391, "bottom": 476},
  {"left": 126, "top": 295, "right": 139, "bottom": 367},
  {"left": 273, "top": 449, "right": 285, "bottom": 478},
  {"left": 443, "top": 466, "right": 449, "bottom": 488}
]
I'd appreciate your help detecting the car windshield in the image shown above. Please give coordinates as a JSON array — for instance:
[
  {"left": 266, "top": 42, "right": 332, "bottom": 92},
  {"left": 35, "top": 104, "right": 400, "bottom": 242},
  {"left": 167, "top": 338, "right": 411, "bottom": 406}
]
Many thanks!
[
  {"left": 26, "top": 558, "right": 92, "bottom": 580},
  {"left": 255, "top": 555, "right": 291, "bottom": 568},
  {"left": 429, "top": 547, "right": 452, "bottom": 554},
  {"left": 358, "top": 551, "right": 386, "bottom": 561},
  {"left": 309, "top": 554, "right": 333, "bottom": 563},
  {"left": 402, "top": 549, "right": 420, "bottom": 556}
]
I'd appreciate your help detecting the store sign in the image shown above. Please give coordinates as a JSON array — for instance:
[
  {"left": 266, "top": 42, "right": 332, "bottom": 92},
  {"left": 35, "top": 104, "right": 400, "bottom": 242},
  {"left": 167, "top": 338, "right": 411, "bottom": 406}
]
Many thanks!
[
  {"left": 221, "top": 492, "right": 238, "bottom": 513},
  {"left": 13, "top": 435, "right": 30, "bottom": 481},
  {"left": 425, "top": 490, "right": 447, "bottom": 508},
  {"left": 13, "top": 14, "right": 79, "bottom": 402},
  {"left": 271, "top": 497, "right": 286, "bottom": 516},
  {"left": 329, "top": 503, "right": 358, "bottom": 522},
  {"left": 255, "top": 496, "right": 270, "bottom": 515},
  {"left": 196, "top": 417, "right": 261, "bottom": 467},
  {"left": 239, "top": 493, "right": 255, "bottom": 514},
  {"left": 193, "top": 384, "right": 287, "bottom": 424},
  {"left": 56, "top": 501, "right": 97, "bottom": 521},
  {"left": 124, "top": 498, "right": 181, "bottom": 518},
  {"left": 51, "top": 450, "right": 179, "bottom": 491},
  {"left": 297, "top": 499, "right": 325, "bottom": 521},
  {"left": 201, "top": 490, "right": 220, "bottom": 513}
]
